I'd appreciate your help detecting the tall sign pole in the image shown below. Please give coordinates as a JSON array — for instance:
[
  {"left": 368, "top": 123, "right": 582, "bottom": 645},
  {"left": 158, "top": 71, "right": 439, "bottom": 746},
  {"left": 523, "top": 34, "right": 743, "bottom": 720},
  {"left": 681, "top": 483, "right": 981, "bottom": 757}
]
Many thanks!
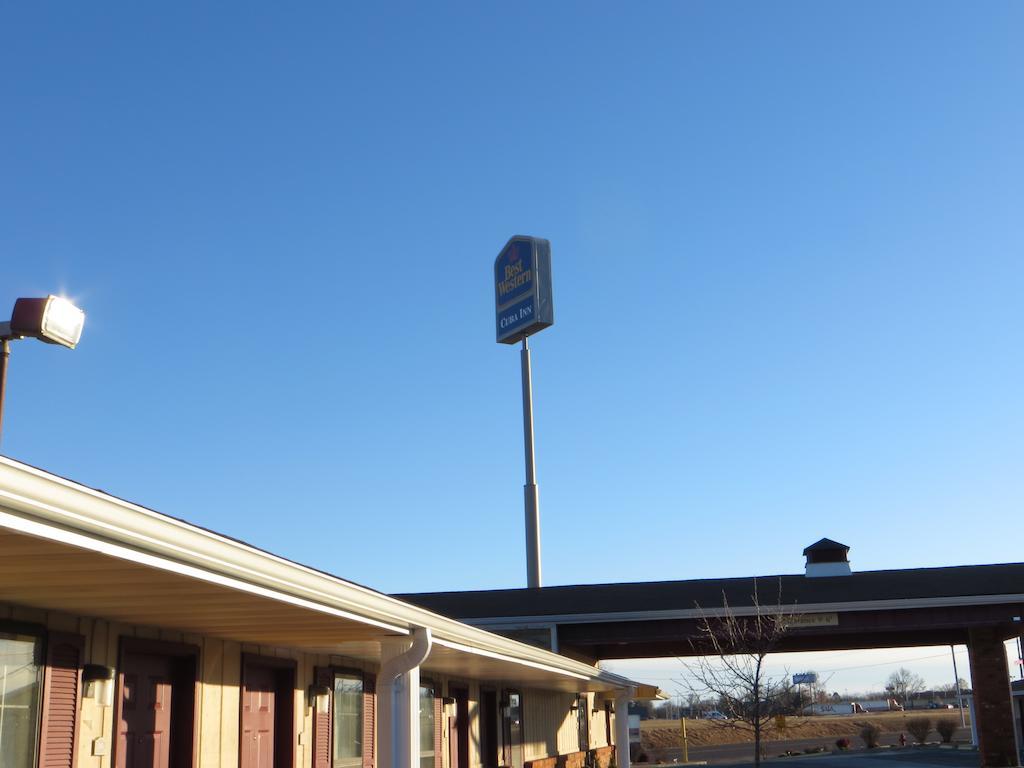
[
  {"left": 521, "top": 336, "right": 540, "bottom": 586},
  {"left": 495, "top": 236, "right": 554, "bottom": 589}
]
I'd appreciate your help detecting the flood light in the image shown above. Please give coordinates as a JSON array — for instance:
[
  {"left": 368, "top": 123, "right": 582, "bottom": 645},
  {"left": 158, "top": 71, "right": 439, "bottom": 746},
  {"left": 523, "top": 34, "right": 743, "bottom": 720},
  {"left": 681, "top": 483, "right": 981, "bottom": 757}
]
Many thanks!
[
  {"left": 0, "top": 294, "right": 86, "bottom": 443},
  {"left": 10, "top": 295, "right": 86, "bottom": 349}
]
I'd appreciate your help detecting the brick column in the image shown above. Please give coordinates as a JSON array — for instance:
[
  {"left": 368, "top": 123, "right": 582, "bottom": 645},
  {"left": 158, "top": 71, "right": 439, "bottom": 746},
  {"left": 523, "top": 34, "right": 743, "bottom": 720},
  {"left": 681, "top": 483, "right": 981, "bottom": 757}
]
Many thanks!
[{"left": 969, "top": 627, "right": 1020, "bottom": 767}]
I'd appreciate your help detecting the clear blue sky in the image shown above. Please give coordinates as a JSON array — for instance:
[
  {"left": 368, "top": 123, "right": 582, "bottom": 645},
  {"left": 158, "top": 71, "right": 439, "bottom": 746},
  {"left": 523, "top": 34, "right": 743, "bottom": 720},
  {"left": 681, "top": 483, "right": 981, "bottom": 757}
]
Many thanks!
[{"left": 1, "top": 3, "right": 1021, "bottom": 606}]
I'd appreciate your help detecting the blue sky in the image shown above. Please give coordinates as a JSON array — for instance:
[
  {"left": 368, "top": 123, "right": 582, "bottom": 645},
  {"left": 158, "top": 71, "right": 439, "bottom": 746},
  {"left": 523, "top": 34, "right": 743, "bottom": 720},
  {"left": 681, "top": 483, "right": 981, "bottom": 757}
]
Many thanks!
[{"left": 1, "top": 0, "right": 1021, "bottom": 651}]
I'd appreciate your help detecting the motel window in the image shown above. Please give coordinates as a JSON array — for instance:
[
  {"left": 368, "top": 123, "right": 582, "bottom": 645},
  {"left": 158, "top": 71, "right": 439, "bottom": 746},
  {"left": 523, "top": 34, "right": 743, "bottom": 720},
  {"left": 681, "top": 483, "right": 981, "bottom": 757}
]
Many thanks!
[
  {"left": 419, "top": 682, "right": 435, "bottom": 768},
  {"left": 333, "top": 673, "right": 364, "bottom": 767},
  {"left": 576, "top": 694, "right": 589, "bottom": 752},
  {"left": 0, "top": 632, "right": 43, "bottom": 768}
]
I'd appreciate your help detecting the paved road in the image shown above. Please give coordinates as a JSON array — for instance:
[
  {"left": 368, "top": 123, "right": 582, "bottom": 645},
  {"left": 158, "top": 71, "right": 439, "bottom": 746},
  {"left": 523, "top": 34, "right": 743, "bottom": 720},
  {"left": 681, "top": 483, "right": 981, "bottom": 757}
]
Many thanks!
[
  {"left": 649, "top": 727, "right": 974, "bottom": 766},
  {"left": 692, "top": 747, "right": 980, "bottom": 768}
]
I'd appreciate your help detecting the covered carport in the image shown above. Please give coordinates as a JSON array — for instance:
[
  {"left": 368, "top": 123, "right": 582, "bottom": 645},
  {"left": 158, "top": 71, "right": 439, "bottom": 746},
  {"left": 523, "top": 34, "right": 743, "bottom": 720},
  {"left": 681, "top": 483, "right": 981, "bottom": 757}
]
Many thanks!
[{"left": 404, "top": 540, "right": 1024, "bottom": 768}]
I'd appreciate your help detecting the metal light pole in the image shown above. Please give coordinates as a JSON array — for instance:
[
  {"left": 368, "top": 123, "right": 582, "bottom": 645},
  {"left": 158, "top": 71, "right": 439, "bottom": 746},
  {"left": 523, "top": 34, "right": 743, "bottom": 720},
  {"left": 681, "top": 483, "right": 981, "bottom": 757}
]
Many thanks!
[
  {"left": 0, "top": 338, "right": 10, "bottom": 444},
  {"left": 951, "top": 645, "right": 966, "bottom": 728},
  {"left": 521, "top": 336, "right": 541, "bottom": 588}
]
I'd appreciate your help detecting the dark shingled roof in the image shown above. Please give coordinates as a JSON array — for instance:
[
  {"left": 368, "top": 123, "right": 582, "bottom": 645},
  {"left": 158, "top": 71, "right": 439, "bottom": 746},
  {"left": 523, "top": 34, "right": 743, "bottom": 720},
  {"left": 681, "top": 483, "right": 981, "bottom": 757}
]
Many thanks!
[
  {"left": 396, "top": 562, "right": 1024, "bottom": 620},
  {"left": 802, "top": 538, "right": 850, "bottom": 555}
]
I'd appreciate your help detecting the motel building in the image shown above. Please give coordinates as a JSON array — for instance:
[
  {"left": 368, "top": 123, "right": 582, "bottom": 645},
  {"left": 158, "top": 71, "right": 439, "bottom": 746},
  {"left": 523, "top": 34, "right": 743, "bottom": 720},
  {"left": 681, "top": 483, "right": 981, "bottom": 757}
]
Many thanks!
[{"left": 0, "top": 457, "right": 656, "bottom": 768}]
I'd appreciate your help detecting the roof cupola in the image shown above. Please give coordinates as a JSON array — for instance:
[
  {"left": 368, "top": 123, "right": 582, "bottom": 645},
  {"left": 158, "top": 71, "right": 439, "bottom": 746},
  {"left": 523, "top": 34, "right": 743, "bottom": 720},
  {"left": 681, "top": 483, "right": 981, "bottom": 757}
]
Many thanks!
[{"left": 803, "top": 538, "right": 852, "bottom": 577}]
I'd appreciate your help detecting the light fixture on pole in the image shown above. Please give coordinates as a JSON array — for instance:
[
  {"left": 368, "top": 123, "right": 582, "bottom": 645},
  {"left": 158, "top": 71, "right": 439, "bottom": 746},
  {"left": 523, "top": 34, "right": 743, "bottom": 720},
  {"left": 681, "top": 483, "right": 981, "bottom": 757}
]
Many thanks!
[{"left": 0, "top": 295, "right": 86, "bottom": 443}]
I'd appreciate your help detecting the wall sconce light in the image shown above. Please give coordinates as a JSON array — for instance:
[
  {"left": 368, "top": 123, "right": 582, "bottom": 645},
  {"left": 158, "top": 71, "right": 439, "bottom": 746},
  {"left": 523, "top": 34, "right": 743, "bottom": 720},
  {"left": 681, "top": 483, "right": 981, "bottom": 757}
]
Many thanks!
[
  {"left": 309, "top": 684, "right": 331, "bottom": 715},
  {"left": 83, "top": 664, "right": 116, "bottom": 707}
]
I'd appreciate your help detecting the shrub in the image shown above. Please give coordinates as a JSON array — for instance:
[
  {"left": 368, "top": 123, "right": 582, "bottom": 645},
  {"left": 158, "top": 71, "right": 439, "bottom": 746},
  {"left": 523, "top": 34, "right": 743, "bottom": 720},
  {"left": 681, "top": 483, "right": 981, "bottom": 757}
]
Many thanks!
[
  {"left": 860, "top": 724, "right": 882, "bottom": 748},
  {"left": 906, "top": 717, "right": 932, "bottom": 744},
  {"left": 835, "top": 738, "right": 851, "bottom": 751},
  {"left": 935, "top": 719, "right": 957, "bottom": 743}
]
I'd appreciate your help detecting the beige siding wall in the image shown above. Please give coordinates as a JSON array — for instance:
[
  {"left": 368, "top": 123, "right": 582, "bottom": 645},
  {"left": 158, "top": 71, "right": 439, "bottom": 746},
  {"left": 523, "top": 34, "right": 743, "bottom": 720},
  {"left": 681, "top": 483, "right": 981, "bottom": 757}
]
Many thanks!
[
  {"left": 0, "top": 602, "right": 381, "bottom": 768},
  {"left": 522, "top": 688, "right": 577, "bottom": 761},
  {"left": 588, "top": 695, "right": 611, "bottom": 749},
  {"left": 1, "top": 603, "right": 618, "bottom": 768},
  {"left": 521, "top": 691, "right": 616, "bottom": 758}
]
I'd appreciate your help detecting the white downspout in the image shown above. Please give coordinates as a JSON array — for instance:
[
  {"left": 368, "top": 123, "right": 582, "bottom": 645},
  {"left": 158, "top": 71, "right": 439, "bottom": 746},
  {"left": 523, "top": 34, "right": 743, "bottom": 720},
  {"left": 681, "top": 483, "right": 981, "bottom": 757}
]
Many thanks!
[
  {"left": 614, "top": 687, "right": 635, "bottom": 768},
  {"left": 378, "top": 627, "right": 433, "bottom": 768}
]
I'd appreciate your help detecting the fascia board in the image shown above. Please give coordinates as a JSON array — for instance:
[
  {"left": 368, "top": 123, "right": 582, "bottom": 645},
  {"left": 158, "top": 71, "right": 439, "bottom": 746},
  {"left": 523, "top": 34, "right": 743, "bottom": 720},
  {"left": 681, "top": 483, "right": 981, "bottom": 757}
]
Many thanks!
[
  {"left": 0, "top": 458, "right": 629, "bottom": 690},
  {"left": 464, "top": 594, "right": 1024, "bottom": 628}
]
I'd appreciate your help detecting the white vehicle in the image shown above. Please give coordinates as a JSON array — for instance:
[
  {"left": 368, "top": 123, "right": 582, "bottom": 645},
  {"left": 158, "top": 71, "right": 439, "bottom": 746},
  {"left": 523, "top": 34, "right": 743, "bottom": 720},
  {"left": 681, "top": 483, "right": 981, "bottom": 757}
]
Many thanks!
[
  {"left": 854, "top": 699, "right": 903, "bottom": 712},
  {"left": 702, "top": 710, "right": 728, "bottom": 720},
  {"left": 802, "top": 702, "right": 856, "bottom": 715}
]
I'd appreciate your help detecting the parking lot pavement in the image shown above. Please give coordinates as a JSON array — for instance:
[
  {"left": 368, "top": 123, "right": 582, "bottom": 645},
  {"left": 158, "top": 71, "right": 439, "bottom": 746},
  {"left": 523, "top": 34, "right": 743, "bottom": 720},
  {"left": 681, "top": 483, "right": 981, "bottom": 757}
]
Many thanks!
[
  {"left": 703, "top": 747, "right": 980, "bottom": 768},
  {"left": 651, "top": 728, "right": 974, "bottom": 766}
]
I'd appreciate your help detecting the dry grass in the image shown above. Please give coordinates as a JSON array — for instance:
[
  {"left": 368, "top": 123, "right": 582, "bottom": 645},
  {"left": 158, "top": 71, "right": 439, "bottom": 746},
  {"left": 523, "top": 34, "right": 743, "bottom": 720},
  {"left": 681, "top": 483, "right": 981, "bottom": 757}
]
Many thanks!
[{"left": 640, "top": 711, "right": 969, "bottom": 751}]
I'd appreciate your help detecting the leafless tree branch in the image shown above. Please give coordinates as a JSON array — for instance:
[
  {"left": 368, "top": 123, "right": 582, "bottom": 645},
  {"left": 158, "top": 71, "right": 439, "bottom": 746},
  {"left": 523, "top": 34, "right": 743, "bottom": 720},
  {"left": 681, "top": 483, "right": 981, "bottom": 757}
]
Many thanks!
[{"left": 680, "top": 579, "right": 796, "bottom": 768}]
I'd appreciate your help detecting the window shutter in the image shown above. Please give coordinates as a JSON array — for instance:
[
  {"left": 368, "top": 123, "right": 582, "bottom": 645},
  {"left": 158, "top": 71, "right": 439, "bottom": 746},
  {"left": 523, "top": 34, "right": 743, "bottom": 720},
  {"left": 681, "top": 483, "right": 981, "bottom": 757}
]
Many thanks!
[
  {"left": 362, "top": 673, "right": 376, "bottom": 768},
  {"left": 314, "top": 667, "right": 333, "bottom": 768},
  {"left": 38, "top": 631, "right": 84, "bottom": 768},
  {"left": 433, "top": 695, "right": 443, "bottom": 768}
]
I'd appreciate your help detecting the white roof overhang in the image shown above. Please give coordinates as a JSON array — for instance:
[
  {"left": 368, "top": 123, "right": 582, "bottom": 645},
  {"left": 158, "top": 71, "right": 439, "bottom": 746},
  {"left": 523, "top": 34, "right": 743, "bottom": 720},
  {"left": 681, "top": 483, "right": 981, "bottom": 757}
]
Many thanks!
[{"left": 0, "top": 458, "right": 648, "bottom": 695}]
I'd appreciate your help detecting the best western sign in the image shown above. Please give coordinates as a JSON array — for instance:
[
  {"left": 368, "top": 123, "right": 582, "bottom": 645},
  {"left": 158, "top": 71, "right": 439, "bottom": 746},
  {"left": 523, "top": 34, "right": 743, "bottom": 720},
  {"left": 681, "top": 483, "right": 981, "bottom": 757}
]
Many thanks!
[{"left": 494, "top": 235, "right": 554, "bottom": 344}]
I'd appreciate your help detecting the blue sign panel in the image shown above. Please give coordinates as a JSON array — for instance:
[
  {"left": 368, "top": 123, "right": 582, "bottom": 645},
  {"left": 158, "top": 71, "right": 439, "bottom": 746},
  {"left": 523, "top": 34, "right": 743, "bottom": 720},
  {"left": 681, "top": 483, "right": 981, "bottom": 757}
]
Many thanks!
[
  {"left": 494, "top": 236, "right": 554, "bottom": 344},
  {"left": 497, "top": 295, "right": 537, "bottom": 340},
  {"left": 495, "top": 239, "right": 534, "bottom": 307}
]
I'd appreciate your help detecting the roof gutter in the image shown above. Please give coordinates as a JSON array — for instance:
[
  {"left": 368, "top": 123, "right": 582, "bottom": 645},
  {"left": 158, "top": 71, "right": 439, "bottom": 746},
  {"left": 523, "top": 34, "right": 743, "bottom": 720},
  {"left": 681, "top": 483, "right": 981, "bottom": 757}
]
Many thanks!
[{"left": 0, "top": 458, "right": 631, "bottom": 690}]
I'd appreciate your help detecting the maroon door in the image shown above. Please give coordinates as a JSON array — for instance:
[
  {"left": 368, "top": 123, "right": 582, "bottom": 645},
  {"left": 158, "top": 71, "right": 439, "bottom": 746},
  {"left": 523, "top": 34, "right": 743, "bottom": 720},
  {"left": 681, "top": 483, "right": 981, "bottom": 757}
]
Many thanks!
[
  {"left": 242, "top": 665, "right": 277, "bottom": 768},
  {"left": 480, "top": 691, "right": 498, "bottom": 768},
  {"left": 241, "top": 657, "right": 294, "bottom": 768},
  {"left": 449, "top": 687, "right": 470, "bottom": 768},
  {"left": 117, "top": 653, "right": 174, "bottom": 768}
]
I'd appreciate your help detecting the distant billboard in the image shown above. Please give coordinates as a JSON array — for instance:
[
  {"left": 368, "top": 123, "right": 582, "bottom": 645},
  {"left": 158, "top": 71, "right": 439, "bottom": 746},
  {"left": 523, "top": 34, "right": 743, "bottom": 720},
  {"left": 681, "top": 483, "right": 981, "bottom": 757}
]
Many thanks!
[
  {"left": 494, "top": 236, "right": 554, "bottom": 344},
  {"left": 793, "top": 673, "right": 818, "bottom": 685},
  {"left": 627, "top": 715, "right": 641, "bottom": 744}
]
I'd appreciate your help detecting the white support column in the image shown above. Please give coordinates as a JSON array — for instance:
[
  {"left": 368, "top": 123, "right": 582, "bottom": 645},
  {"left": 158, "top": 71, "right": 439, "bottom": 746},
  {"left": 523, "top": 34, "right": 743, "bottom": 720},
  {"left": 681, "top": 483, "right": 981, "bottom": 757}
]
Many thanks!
[
  {"left": 614, "top": 688, "right": 635, "bottom": 768},
  {"left": 378, "top": 628, "right": 432, "bottom": 768},
  {"left": 394, "top": 663, "right": 422, "bottom": 768}
]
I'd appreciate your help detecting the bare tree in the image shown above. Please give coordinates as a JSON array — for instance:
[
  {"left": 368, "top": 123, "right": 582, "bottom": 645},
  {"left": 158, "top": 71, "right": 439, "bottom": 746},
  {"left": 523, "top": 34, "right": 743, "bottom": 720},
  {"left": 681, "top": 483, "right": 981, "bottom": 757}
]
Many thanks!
[
  {"left": 886, "top": 668, "right": 926, "bottom": 708},
  {"left": 680, "top": 582, "right": 793, "bottom": 768}
]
